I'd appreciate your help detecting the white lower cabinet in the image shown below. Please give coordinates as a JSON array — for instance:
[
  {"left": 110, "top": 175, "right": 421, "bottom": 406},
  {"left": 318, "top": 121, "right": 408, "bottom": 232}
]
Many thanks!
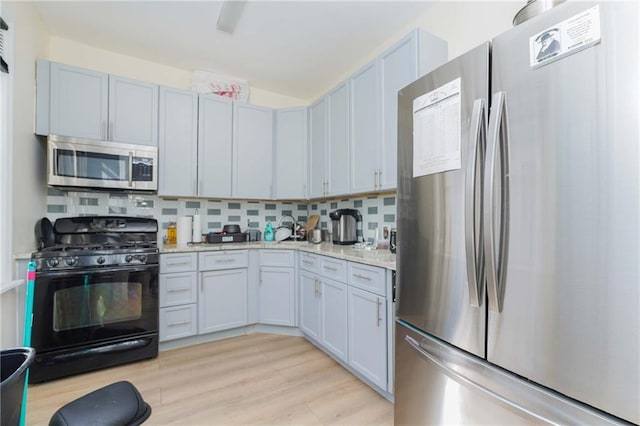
[
  {"left": 348, "top": 286, "right": 387, "bottom": 389},
  {"left": 300, "top": 270, "right": 321, "bottom": 341},
  {"left": 259, "top": 267, "right": 295, "bottom": 326},
  {"left": 320, "top": 278, "right": 348, "bottom": 362},
  {"left": 299, "top": 253, "right": 390, "bottom": 393},
  {"left": 199, "top": 268, "right": 248, "bottom": 334},
  {"left": 159, "top": 253, "right": 198, "bottom": 342}
]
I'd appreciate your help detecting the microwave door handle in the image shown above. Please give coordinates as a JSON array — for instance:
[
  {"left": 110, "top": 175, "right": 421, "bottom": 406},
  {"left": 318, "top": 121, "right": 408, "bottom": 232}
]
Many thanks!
[{"left": 128, "top": 151, "right": 133, "bottom": 187}]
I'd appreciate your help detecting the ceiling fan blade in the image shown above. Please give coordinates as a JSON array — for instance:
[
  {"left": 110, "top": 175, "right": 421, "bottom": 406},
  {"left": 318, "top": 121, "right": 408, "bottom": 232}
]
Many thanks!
[{"left": 216, "top": 1, "right": 247, "bottom": 34}]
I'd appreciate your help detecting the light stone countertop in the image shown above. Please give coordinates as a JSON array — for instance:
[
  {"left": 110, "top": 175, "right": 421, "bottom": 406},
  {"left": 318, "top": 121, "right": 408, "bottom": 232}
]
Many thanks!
[{"left": 160, "top": 241, "right": 396, "bottom": 270}]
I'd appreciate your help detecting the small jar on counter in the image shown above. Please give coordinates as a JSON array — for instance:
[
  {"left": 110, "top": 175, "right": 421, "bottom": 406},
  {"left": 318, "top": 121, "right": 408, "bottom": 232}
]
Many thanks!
[{"left": 167, "top": 220, "right": 177, "bottom": 245}]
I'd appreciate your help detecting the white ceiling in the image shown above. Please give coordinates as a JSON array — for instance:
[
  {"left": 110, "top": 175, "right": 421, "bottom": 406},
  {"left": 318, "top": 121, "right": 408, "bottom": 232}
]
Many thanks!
[{"left": 31, "top": 1, "right": 438, "bottom": 101}]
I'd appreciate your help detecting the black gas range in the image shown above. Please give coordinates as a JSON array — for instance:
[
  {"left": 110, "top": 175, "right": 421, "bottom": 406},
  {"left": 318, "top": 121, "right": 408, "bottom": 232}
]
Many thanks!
[{"left": 29, "top": 216, "right": 160, "bottom": 383}]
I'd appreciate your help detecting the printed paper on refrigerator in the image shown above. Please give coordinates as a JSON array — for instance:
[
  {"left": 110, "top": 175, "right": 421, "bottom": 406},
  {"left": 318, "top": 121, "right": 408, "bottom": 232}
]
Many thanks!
[{"left": 412, "top": 78, "right": 461, "bottom": 178}]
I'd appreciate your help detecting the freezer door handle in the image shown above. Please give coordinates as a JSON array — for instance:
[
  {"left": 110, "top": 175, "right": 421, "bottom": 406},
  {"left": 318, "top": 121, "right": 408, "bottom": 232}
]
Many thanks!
[
  {"left": 404, "top": 333, "right": 540, "bottom": 422},
  {"left": 484, "top": 92, "right": 511, "bottom": 313},
  {"left": 465, "top": 98, "right": 486, "bottom": 307}
]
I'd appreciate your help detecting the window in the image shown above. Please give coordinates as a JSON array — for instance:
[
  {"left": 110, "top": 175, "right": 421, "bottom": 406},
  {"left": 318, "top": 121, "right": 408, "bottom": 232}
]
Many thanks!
[{"left": 0, "top": 15, "right": 13, "bottom": 289}]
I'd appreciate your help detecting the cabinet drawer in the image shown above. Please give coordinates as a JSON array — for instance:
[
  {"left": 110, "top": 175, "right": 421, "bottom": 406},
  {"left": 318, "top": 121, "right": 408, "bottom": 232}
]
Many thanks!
[
  {"left": 160, "top": 252, "right": 197, "bottom": 273},
  {"left": 160, "top": 272, "right": 197, "bottom": 307},
  {"left": 348, "top": 262, "right": 386, "bottom": 296},
  {"left": 260, "top": 249, "right": 294, "bottom": 267},
  {"left": 160, "top": 304, "right": 197, "bottom": 342},
  {"left": 299, "top": 252, "right": 320, "bottom": 273},
  {"left": 319, "top": 256, "right": 347, "bottom": 282},
  {"left": 199, "top": 250, "right": 248, "bottom": 271}
]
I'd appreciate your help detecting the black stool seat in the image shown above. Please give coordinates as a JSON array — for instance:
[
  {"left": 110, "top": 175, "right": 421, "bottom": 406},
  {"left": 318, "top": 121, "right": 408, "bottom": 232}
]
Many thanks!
[{"left": 49, "top": 381, "right": 151, "bottom": 426}]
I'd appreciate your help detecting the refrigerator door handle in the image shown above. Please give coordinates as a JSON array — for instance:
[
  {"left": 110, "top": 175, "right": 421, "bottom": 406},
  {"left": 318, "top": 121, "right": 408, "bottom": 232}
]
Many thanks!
[
  {"left": 465, "top": 98, "right": 486, "bottom": 307},
  {"left": 484, "top": 92, "right": 511, "bottom": 313}
]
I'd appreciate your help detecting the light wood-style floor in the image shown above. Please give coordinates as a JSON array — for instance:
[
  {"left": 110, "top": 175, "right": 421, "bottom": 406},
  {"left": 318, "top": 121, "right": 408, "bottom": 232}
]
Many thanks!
[{"left": 26, "top": 333, "right": 393, "bottom": 425}]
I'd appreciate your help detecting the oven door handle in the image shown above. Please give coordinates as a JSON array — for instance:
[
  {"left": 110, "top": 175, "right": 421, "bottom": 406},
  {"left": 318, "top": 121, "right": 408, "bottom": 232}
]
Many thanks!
[{"left": 36, "top": 265, "right": 158, "bottom": 278}]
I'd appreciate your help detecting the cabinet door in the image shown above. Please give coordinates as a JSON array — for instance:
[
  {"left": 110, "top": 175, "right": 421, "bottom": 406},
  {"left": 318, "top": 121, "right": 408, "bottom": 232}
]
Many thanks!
[
  {"left": 199, "top": 269, "right": 248, "bottom": 334},
  {"left": 199, "top": 94, "right": 233, "bottom": 198},
  {"left": 350, "top": 61, "right": 381, "bottom": 194},
  {"left": 309, "top": 98, "right": 327, "bottom": 198},
  {"left": 275, "top": 107, "right": 308, "bottom": 199},
  {"left": 158, "top": 87, "right": 198, "bottom": 197},
  {"left": 108, "top": 75, "right": 159, "bottom": 146},
  {"left": 320, "top": 278, "right": 348, "bottom": 362},
  {"left": 259, "top": 267, "right": 295, "bottom": 326},
  {"left": 233, "top": 103, "right": 274, "bottom": 199},
  {"left": 50, "top": 62, "right": 108, "bottom": 140},
  {"left": 348, "top": 286, "right": 387, "bottom": 389},
  {"left": 299, "top": 271, "right": 321, "bottom": 341},
  {"left": 326, "top": 82, "right": 350, "bottom": 196},
  {"left": 379, "top": 33, "right": 418, "bottom": 190}
]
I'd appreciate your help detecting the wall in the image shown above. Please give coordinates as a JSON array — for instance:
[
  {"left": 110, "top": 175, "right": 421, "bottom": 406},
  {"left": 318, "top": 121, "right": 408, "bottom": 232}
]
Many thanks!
[
  {"left": 45, "top": 190, "right": 397, "bottom": 243},
  {"left": 1, "top": 1, "right": 49, "bottom": 348},
  {"left": 311, "top": 1, "right": 523, "bottom": 101},
  {"left": 48, "top": 37, "right": 306, "bottom": 109}
]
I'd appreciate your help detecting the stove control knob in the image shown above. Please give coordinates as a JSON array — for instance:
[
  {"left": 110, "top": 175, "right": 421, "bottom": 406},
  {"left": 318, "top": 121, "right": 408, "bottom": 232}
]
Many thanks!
[
  {"left": 125, "top": 255, "right": 133, "bottom": 263},
  {"left": 97, "top": 256, "right": 106, "bottom": 265},
  {"left": 47, "top": 258, "right": 59, "bottom": 268},
  {"left": 137, "top": 255, "right": 147, "bottom": 263},
  {"left": 65, "top": 257, "right": 78, "bottom": 267}
]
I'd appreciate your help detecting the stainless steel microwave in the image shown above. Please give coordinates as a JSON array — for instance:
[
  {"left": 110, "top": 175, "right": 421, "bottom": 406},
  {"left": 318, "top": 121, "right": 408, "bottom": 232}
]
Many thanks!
[{"left": 47, "top": 135, "right": 158, "bottom": 191}]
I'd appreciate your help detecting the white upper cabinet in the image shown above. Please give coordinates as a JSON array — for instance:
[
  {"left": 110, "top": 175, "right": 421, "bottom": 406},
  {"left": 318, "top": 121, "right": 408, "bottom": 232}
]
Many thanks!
[
  {"left": 309, "top": 98, "right": 328, "bottom": 198},
  {"left": 379, "top": 29, "right": 447, "bottom": 190},
  {"left": 275, "top": 107, "right": 308, "bottom": 199},
  {"left": 108, "top": 75, "right": 159, "bottom": 146},
  {"left": 326, "top": 82, "right": 351, "bottom": 197},
  {"left": 39, "top": 61, "right": 159, "bottom": 146},
  {"left": 349, "top": 61, "right": 381, "bottom": 194},
  {"left": 233, "top": 102, "right": 274, "bottom": 199},
  {"left": 199, "top": 94, "right": 233, "bottom": 198},
  {"left": 48, "top": 62, "right": 108, "bottom": 140},
  {"left": 158, "top": 87, "right": 198, "bottom": 197}
]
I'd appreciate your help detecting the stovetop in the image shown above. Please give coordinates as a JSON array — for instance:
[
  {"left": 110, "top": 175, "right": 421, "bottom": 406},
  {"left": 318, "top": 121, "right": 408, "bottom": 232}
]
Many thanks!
[{"left": 33, "top": 216, "right": 159, "bottom": 271}]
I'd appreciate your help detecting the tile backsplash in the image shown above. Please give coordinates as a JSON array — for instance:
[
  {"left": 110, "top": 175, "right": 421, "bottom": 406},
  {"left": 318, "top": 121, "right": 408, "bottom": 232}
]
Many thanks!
[{"left": 46, "top": 189, "right": 397, "bottom": 241}]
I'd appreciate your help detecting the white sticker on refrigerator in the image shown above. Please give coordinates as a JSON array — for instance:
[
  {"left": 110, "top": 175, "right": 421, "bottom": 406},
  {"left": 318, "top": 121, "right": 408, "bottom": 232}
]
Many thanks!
[
  {"left": 530, "top": 5, "right": 601, "bottom": 68},
  {"left": 412, "top": 78, "right": 461, "bottom": 178}
]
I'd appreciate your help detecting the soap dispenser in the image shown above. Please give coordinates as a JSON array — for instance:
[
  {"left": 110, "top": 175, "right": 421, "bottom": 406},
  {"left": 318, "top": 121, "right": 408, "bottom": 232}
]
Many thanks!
[{"left": 264, "top": 222, "right": 274, "bottom": 241}]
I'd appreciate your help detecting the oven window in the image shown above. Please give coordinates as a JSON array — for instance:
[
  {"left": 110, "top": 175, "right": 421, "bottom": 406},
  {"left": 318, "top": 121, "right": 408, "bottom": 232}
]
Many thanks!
[{"left": 53, "top": 281, "right": 142, "bottom": 331}]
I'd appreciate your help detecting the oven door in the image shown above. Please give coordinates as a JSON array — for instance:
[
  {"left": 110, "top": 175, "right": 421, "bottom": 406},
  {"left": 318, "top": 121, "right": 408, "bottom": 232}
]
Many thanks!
[{"left": 31, "top": 265, "right": 159, "bottom": 353}]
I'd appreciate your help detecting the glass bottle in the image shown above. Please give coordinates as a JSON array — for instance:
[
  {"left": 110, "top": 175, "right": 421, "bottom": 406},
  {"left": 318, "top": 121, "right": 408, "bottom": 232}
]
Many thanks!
[{"left": 167, "top": 220, "right": 177, "bottom": 245}]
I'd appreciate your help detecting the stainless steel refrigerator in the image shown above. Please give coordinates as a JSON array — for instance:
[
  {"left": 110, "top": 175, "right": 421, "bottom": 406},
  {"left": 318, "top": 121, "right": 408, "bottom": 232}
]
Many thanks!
[{"left": 395, "top": 2, "right": 639, "bottom": 424}]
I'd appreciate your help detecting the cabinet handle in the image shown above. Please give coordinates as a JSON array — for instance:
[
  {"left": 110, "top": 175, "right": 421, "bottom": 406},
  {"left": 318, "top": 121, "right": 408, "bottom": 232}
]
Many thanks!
[
  {"left": 215, "top": 258, "right": 235, "bottom": 263},
  {"left": 377, "top": 298, "right": 382, "bottom": 327},
  {"left": 323, "top": 265, "right": 337, "bottom": 272},
  {"left": 199, "top": 179, "right": 203, "bottom": 194},
  {"left": 302, "top": 260, "right": 314, "bottom": 265},
  {"left": 313, "top": 278, "right": 318, "bottom": 296},
  {"left": 374, "top": 171, "right": 378, "bottom": 188},
  {"left": 128, "top": 152, "right": 133, "bottom": 187},
  {"left": 193, "top": 180, "right": 197, "bottom": 195},
  {"left": 109, "top": 121, "right": 114, "bottom": 140},
  {"left": 378, "top": 170, "right": 382, "bottom": 189},
  {"left": 167, "top": 260, "right": 190, "bottom": 266},
  {"left": 353, "top": 273, "right": 372, "bottom": 281},
  {"left": 260, "top": 271, "right": 262, "bottom": 286},
  {"left": 168, "top": 320, "right": 190, "bottom": 327},
  {"left": 167, "top": 288, "right": 190, "bottom": 293}
]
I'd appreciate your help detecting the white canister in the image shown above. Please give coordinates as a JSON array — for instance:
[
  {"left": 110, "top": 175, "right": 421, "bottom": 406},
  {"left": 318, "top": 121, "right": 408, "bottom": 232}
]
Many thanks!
[
  {"left": 176, "top": 216, "right": 193, "bottom": 246},
  {"left": 311, "top": 229, "right": 322, "bottom": 244},
  {"left": 192, "top": 210, "right": 202, "bottom": 243}
]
